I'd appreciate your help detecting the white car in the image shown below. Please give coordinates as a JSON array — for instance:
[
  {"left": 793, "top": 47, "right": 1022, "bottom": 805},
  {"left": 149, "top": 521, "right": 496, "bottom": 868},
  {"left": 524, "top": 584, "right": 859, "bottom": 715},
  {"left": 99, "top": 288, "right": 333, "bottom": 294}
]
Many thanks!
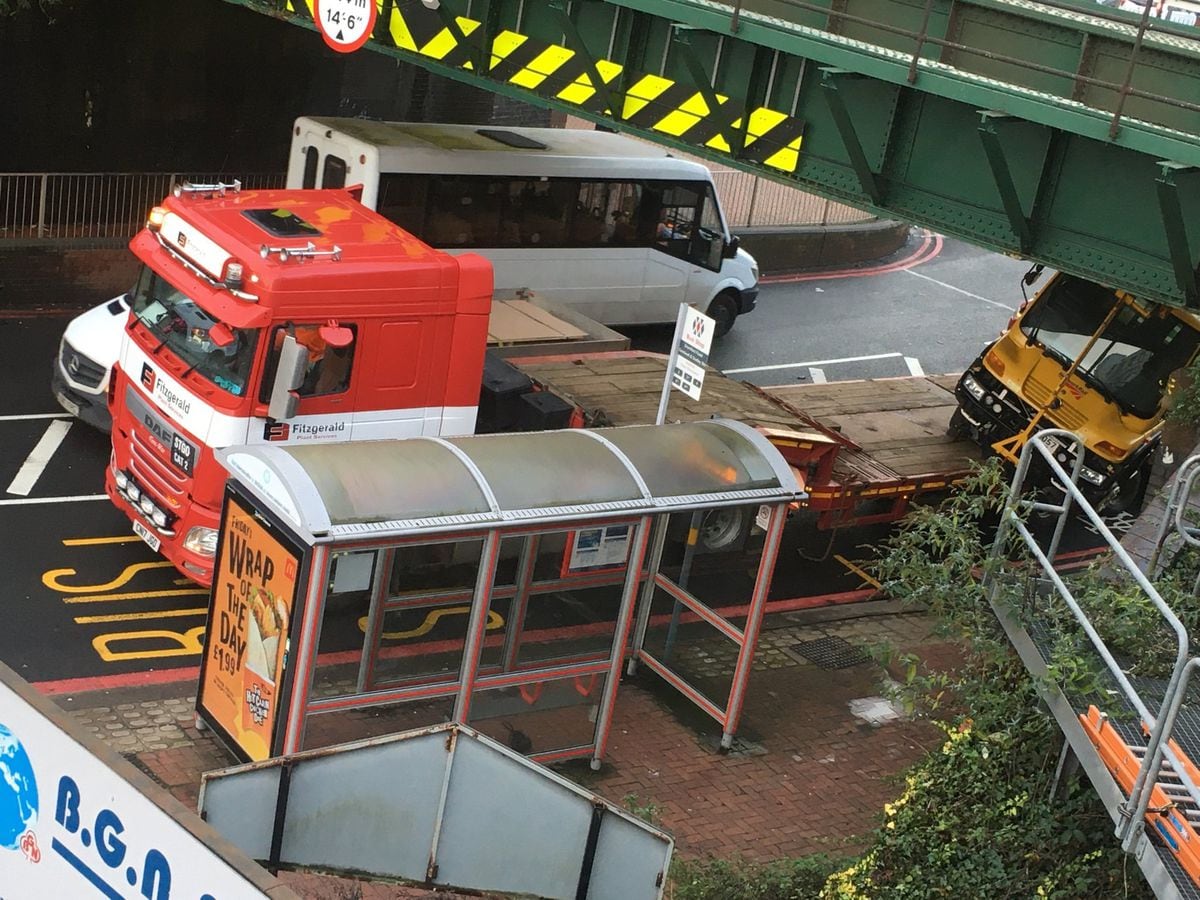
[{"left": 51, "top": 293, "right": 129, "bottom": 432}]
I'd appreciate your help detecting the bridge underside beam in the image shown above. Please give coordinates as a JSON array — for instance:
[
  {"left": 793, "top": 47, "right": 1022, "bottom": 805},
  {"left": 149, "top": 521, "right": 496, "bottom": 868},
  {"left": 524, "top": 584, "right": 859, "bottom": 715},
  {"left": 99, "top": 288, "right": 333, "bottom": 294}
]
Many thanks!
[{"left": 228, "top": 0, "right": 1200, "bottom": 309}]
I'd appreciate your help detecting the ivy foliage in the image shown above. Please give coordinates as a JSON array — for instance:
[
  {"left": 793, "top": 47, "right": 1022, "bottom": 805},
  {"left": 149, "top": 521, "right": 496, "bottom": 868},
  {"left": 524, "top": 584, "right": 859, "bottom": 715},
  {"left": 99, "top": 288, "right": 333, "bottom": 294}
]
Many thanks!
[{"left": 817, "top": 461, "right": 1155, "bottom": 899}]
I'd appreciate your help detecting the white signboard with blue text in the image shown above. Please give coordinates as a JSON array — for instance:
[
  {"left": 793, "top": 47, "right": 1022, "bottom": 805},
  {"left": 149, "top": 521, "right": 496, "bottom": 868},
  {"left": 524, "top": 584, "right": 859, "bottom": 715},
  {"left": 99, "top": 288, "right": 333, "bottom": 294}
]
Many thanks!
[
  {"left": 0, "top": 677, "right": 276, "bottom": 899},
  {"left": 670, "top": 306, "right": 715, "bottom": 401}
]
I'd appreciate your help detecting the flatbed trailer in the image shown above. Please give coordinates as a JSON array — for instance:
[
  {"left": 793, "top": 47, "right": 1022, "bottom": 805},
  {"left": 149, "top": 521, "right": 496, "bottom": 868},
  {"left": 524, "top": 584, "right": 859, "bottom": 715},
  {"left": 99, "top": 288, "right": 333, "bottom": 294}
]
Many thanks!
[{"left": 510, "top": 351, "right": 984, "bottom": 529}]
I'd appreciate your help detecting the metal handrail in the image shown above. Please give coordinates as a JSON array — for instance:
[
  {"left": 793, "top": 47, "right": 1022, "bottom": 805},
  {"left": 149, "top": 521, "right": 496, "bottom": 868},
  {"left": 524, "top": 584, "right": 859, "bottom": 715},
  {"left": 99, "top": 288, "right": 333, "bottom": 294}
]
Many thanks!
[
  {"left": 988, "top": 429, "right": 1199, "bottom": 851},
  {"left": 720, "top": 0, "right": 1200, "bottom": 140},
  {"left": 1148, "top": 453, "right": 1200, "bottom": 577}
]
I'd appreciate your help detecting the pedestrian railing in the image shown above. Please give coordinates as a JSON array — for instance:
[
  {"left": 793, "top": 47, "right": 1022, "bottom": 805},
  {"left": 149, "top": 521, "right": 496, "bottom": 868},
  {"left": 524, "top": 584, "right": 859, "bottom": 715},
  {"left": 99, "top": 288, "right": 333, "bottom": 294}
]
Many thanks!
[
  {"left": 0, "top": 172, "right": 285, "bottom": 241},
  {"left": 0, "top": 170, "right": 872, "bottom": 241}
]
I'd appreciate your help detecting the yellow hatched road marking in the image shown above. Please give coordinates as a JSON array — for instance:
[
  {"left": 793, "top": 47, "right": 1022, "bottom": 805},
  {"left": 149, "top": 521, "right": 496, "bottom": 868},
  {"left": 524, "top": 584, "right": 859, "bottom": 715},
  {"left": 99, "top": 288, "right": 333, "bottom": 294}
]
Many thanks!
[
  {"left": 63, "top": 588, "right": 209, "bottom": 605},
  {"left": 42, "top": 561, "right": 175, "bottom": 593},
  {"left": 61, "top": 536, "right": 143, "bottom": 546},
  {"left": 74, "top": 608, "right": 208, "bottom": 624},
  {"left": 834, "top": 554, "right": 882, "bottom": 590}
]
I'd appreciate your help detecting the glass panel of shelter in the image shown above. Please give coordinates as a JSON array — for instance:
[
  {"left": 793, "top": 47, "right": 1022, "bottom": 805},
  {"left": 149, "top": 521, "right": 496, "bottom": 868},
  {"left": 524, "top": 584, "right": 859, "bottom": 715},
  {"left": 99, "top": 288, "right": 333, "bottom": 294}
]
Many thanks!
[
  {"left": 299, "top": 519, "right": 651, "bottom": 756},
  {"left": 634, "top": 504, "right": 775, "bottom": 722}
]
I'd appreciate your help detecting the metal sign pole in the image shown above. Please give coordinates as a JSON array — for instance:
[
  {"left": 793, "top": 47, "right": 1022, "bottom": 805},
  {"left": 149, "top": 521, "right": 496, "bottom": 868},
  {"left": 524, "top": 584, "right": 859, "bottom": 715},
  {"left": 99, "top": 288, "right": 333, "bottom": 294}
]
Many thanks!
[{"left": 656, "top": 303, "right": 689, "bottom": 425}]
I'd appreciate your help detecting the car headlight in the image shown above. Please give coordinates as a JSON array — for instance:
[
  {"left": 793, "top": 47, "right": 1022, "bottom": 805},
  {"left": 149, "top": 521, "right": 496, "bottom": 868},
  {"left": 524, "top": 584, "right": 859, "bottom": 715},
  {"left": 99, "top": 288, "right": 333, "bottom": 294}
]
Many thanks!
[
  {"left": 183, "top": 526, "right": 219, "bottom": 557},
  {"left": 1079, "top": 466, "right": 1106, "bottom": 486},
  {"left": 961, "top": 374, "right": 985, "bottom": 401}
]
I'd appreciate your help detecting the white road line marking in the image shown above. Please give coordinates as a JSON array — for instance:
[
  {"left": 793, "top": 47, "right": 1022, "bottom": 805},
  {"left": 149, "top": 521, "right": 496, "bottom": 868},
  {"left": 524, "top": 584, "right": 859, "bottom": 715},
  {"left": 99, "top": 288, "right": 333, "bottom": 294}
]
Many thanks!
[
  {"left": 0, "top": 412, "right": 73, "bottom": 422},
  {"left": 903, "top": 268, "right": 1014, "bottom": 310},
  {"left": 905, "top": 357, "right": 925, "bottom": 377},
  {"left": 808, "top": 367, "right": 827, "bottom": 384},
  {"left": 0, "top": 494, "right": 107, "bottom": 506},
  {"left": 7, "top": 419, "right": 73, "bottom": 496},
  {"left": 724, "top": 352, "right": 902, "bottom": 375}
]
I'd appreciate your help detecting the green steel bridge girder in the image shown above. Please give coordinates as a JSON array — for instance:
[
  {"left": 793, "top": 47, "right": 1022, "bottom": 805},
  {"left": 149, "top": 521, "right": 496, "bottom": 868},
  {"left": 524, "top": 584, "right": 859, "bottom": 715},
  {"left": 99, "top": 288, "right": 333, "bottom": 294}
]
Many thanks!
[{"left": 228, "top": 0, "right": 1200, "bottom": 308}]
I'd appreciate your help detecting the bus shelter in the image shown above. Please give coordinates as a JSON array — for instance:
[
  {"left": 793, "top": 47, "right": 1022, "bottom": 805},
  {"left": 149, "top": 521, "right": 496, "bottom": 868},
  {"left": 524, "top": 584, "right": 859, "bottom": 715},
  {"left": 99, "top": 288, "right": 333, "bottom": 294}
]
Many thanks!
[{"left": 196, "top": 420, "right": 804, "bottom": 767}]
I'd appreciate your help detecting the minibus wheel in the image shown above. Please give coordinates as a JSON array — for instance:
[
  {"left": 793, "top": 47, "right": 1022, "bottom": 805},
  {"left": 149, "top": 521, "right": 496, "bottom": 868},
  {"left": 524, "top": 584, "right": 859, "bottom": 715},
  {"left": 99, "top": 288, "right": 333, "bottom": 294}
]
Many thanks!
[{"left": 708, "top": 292, "right": 738, "bottom": 338}]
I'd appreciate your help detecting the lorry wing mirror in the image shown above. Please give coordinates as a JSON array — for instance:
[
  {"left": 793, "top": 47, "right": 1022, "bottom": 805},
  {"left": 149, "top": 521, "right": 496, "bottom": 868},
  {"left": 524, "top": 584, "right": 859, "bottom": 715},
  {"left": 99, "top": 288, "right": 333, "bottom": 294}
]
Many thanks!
[
  {"left": 319, "top": 321, "right": 354, "bottom": 348},
  {"left": 209, "top": 322, "right": 235, "bottom": 348},
  {"left": 723, "top": 235, "right": 740, "bottom": 259},
  {"left": 268, "top": 334, "right": 308, "bottom": 421}
]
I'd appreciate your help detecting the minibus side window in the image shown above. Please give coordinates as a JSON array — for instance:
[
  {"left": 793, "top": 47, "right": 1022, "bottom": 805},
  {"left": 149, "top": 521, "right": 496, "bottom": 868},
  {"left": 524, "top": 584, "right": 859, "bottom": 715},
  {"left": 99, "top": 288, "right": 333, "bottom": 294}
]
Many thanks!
[
  {"left": 377, "top": 174, "right": 428, "bottom": 235},
  {"left": 645, "top": 182, "right": 709, "bottom": 264},
  {"left": 322, "top": 155, "right": 348, "bottom": 190},
  {"left": 302, "top": 147, "right": 319, "bottom": 189}
]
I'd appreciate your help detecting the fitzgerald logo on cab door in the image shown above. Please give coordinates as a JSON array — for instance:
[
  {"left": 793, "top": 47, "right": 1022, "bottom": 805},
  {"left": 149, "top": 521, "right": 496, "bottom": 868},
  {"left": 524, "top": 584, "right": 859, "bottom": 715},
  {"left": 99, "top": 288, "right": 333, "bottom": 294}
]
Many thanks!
[
  {"left": 264, "top": 422, "right": 290, "bottom": 441},
  {"left": 140, "top": 363, "right": 156, "bottom": 392}
]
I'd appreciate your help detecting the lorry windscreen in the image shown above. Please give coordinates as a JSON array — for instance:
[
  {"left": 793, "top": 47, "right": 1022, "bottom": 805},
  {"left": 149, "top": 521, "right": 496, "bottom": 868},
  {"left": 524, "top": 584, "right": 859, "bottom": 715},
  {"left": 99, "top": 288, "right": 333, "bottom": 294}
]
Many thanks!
[
  {"left": 1020, "top": 274, "right": 1200, "bottom": 419},
  {"left": 130, "top": 266, "right": 259, "bottom": 397}
]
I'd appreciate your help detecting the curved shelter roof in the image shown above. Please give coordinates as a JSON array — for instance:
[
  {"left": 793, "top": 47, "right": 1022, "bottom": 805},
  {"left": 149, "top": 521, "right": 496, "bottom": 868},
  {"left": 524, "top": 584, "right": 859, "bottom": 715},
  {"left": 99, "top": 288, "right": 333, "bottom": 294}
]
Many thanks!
[{"left": 218, "top": 420, "right": 803, "bottom": 542}]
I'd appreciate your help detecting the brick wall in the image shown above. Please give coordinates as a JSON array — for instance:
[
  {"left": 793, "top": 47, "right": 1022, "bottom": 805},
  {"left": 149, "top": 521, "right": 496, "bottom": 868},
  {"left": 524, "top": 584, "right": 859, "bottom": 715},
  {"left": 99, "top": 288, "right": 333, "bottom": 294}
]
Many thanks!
[{"left": 0, "top": 246, "right": 138, "bottom": 311}]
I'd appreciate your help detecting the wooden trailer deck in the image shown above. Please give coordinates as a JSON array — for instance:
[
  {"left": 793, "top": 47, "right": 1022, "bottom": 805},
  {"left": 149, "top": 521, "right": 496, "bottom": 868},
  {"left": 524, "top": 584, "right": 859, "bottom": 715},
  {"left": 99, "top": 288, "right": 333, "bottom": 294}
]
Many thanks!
[{"left": 767, "top": 375, "right": 984, "bottom": 479}]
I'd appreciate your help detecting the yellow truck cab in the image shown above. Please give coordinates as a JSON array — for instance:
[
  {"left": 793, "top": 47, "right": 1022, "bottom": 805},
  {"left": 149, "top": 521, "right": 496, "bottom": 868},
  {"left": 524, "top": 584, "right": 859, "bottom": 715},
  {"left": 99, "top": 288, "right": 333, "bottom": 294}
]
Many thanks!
[{"left": 953, "top": 271, "right": 1200, "bottom": 512}]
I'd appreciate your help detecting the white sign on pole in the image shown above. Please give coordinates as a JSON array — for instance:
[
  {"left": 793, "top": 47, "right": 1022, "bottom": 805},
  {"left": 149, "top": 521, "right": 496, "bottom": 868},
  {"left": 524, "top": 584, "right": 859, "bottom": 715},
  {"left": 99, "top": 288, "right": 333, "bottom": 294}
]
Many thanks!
[
  {"left": 670, "top": 306, "right": 715, "bottom": 401},
  {"left": 314, "top": 0, "right": 378, "bottom": 53}
]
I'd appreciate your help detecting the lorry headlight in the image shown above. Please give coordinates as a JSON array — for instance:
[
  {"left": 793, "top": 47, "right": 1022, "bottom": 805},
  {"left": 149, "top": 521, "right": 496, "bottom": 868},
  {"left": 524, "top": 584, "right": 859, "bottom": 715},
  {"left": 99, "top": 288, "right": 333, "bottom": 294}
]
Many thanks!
[
  {"left": 114, "top": 470, "right": 128, "bottom": 490},
  {"left": 183, "top": 526, "right": 218, "bottom": 557},
  {"left": 151, "top": 508, "right": 169, "bottom": 528},
  {"left": 126, "top": 482, "right": 141, "bottom": 502},
  {"left": 961, "top": 374, "right": 985, "bottom": 401},
  {"left": 139, "top": 496, "right": 155, "bottom": 516}
]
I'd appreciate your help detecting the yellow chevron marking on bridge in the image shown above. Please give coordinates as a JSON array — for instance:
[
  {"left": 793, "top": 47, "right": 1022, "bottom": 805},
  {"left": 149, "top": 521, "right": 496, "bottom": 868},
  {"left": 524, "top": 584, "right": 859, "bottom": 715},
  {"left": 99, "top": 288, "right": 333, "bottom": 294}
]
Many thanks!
[{"left": 285, "top": 0, "right": 804, "bottom": 172}]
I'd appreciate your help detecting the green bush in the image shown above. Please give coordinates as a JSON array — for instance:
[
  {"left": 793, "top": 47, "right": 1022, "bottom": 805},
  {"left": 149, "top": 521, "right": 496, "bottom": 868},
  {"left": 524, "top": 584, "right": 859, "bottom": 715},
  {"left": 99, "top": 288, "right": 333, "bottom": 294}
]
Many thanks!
[{"left": 670, "top": 854, "right": 846, "bottom": 900}]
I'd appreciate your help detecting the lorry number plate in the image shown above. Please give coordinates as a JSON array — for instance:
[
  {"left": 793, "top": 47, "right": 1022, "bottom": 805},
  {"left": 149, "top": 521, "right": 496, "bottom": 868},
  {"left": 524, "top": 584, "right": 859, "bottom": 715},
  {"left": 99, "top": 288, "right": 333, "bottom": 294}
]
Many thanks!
[{"left": 133, "top": 519, "right": 161, "bottom": 553}]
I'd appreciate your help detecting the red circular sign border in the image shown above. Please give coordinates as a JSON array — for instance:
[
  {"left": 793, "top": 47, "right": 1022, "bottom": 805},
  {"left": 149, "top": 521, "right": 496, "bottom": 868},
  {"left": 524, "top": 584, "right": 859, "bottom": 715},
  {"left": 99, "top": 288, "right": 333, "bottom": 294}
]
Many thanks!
[{"left": 313, "top": 0, "right": 378, "bottom": 54}]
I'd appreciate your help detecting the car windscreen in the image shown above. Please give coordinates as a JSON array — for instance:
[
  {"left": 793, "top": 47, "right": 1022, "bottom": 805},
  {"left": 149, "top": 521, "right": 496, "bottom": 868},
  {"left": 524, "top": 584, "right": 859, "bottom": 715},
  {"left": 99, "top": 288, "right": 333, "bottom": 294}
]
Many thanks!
[
  {"left": 1020, "top": 274, "right": 1200, "bottom": 418},
  {"left": 130, "top": 266, "right": 259, "bottom": 397}
]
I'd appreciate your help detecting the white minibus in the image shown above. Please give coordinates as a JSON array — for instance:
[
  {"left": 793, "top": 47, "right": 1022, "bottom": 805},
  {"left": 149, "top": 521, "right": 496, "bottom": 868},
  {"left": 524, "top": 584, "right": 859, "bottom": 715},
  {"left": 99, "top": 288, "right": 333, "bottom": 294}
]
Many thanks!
[{"left": 287, "top": 117, "right": 759, "bottom": 336}]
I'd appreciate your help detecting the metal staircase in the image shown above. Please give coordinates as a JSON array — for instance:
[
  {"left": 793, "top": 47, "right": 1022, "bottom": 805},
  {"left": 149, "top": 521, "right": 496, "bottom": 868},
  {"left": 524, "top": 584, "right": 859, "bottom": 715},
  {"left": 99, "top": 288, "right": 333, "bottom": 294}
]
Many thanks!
[{"left": 989, "top": 430, "right": 1200, "bottom": 898}]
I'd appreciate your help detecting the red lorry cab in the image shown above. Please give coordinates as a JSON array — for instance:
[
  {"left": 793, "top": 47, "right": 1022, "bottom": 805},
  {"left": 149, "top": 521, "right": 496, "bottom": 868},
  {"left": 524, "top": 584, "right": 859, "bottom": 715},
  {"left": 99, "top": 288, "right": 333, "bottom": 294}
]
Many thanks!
[{"left": 106, "top": 184, "right": 492, "bottom": 584}]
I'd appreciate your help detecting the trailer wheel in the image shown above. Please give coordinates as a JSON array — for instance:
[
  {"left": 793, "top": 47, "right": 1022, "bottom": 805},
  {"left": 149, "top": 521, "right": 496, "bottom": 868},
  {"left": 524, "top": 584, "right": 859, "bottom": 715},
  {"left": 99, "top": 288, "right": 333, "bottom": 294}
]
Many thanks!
[
  {"left": 708, "top": 292, "right": 739, "bottom": 339},
  {"left": 698, "top": 507, "right": 747, "bottom": 551}
]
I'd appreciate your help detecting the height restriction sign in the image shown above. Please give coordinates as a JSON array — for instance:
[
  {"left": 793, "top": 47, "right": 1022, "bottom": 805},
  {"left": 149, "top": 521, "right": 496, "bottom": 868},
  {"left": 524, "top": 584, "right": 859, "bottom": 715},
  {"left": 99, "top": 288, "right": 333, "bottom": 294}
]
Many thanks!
[{"left": 314, "top": 0, "right": 377, "bottom": 53}]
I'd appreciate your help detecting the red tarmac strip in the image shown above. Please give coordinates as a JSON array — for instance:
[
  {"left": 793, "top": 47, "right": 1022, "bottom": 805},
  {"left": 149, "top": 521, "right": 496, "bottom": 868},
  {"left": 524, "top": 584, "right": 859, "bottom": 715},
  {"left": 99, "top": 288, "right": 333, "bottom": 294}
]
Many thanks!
[{"left": 759, "top": 230, "right": 942, "bottom": 284}]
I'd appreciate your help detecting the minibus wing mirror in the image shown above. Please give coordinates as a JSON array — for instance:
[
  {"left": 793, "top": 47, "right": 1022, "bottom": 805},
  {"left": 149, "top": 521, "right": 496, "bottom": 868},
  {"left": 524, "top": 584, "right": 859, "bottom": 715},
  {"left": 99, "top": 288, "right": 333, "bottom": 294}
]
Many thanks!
[
  {"left": 723, "top": 235, "right": 740, "bottom": 259},
  {"left": 268, "top": 334, "right": 308, "bottom": 421},
  {"left": 708, "top": 233, "right": 724, "bottom": 269}
]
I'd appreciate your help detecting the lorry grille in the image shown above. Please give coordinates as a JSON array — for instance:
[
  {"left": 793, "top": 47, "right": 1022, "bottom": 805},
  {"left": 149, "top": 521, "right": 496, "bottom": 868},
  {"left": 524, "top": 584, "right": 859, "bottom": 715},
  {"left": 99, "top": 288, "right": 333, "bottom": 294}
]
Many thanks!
[
  {"left": 60, "top": 340, "right": 106, "bottom": 389},
  {"left": 130, "top": 431, "right": 186, "bottom": 499},
  {"left": 1023, "top": 375, "right": 1087, "bottom": 431}
]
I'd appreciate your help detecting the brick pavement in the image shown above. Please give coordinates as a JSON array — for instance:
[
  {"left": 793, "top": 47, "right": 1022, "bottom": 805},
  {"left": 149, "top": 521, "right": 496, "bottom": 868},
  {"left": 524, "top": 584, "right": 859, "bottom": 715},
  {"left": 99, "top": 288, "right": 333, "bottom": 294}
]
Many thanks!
[{"left": 54, "top": 601, "right": 955, "bottom": 897}]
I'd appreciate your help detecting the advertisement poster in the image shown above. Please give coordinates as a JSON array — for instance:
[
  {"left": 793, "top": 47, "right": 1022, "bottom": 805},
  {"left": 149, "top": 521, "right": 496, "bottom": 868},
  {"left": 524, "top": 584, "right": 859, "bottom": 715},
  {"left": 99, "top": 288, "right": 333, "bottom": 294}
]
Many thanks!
[
  {"left": 563, "top": 525, "right": 632, "bottom": 575},
  {"left": 198, "top": 493, "right": 300, "bottom": 762}
]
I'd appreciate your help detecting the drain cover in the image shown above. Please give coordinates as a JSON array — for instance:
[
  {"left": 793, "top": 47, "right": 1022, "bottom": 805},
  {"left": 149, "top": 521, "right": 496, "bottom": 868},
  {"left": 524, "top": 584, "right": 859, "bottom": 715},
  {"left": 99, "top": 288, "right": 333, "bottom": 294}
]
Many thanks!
[{"left": 790, "top": 636, "right": 870, "bottom": 669}]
